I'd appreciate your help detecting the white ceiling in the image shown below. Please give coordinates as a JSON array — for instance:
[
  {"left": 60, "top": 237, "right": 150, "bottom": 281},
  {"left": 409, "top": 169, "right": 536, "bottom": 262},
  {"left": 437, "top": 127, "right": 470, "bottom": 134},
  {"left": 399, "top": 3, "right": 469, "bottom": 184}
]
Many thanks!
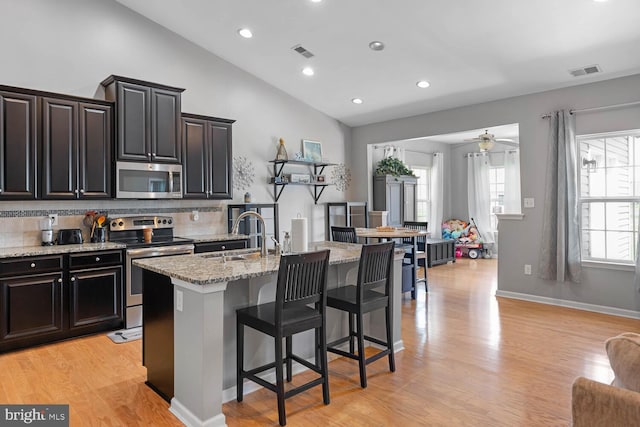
[{"left": 116, "top": 0, "right": 640, "bottom": 127}]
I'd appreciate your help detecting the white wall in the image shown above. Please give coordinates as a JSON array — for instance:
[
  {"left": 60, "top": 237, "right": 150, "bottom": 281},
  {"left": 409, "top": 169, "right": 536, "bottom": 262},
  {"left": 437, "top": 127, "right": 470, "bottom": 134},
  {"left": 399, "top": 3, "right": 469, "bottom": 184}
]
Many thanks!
[
  {"left": 352, "top": 73, "right": 640, "bottom": 314},
  {"left": 0, "top": 0, "right": 350, "bottom": 242}
]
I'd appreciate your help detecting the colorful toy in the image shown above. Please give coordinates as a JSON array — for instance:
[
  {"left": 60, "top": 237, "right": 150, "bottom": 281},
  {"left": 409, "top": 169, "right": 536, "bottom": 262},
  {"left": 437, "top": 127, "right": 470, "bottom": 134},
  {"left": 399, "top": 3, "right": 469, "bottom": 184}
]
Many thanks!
[{"left": 442, "top": 218, "right": 488, "bottom": 259}]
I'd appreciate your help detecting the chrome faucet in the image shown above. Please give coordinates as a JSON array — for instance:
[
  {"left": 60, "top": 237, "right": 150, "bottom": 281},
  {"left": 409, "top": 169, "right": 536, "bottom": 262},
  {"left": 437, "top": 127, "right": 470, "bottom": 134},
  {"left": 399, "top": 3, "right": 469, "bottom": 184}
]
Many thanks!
[{"left": 231, "top": 211, "right": 268, "bottom": 257}]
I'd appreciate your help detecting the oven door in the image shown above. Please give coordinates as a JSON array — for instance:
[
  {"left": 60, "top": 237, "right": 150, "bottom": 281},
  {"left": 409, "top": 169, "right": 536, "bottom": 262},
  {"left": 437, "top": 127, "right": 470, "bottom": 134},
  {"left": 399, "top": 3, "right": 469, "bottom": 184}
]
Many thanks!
[{"left": 125, "top": 244, "right": 194, "bottom": 329}]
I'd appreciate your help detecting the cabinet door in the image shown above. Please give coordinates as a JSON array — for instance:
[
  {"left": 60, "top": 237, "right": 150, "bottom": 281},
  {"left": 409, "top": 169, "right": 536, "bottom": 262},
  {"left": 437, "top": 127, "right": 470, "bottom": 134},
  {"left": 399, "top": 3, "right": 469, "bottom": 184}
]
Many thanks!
[
  {"left": 69, "top": 266, "right": 122, "bottom": 329},
  {"left": 182, "top": 117, "right": 209, "bottom": 198},
  {"left": 0, "top": 91, "right": 37, "bottom": 199},
  {"left": 386, "top": 180, "right": 403, "bottom": 226},
  {"left": 208, "top": 121, "right": 232, "bottom": 199},
  {"left": 151, "top": 88, "right": 181, "bottom": 163},
  {"left": 116, "top": 82, "right": 151, "bottom": 161},
  {"left": 0, "top": 273, "right": 64, "bottom": 341},
  {"left": 404, "top": 181, "right": 416, "bottom": 222},
  {"left": 41, "top": 97, "right": 78, "bottom": 199},
  {"left": 78, "top": 102, "right": 112, "bottom": 198}
]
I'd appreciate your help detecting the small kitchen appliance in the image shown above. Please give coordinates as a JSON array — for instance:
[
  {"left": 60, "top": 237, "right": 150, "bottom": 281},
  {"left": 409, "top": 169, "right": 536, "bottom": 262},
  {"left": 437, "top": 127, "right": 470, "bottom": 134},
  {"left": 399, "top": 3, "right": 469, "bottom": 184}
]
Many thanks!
[{"left": 39, "top": 217, "right": 54, "bottom": 246}]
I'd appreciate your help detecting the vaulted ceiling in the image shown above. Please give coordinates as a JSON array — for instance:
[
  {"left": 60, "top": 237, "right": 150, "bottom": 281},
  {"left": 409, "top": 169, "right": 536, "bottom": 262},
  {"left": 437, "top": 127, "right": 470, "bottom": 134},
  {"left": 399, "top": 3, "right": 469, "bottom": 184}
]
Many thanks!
[{"left": 117, "top": 0, "right": 640, "bottom": 127}]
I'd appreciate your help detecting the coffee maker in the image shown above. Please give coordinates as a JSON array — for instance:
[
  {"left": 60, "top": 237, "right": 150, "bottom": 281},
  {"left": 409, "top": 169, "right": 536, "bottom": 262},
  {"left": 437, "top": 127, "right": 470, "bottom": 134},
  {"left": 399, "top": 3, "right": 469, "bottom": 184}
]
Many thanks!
[{"left": 40, "top": 217, "right": 54, "bottom": 246}]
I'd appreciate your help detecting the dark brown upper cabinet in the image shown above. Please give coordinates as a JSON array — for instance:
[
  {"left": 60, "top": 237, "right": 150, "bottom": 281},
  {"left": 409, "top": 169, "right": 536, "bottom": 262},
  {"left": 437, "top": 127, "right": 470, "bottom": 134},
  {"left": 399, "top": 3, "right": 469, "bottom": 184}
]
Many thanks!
[
  {"left": 41, "top": 97, "right": 113, "bottom": 199},
  {"left": 182, "top": 113, "right": 234, "bottom": 199},
  {"left": 0, "top": 90, "right": 37, "bottom": 199},
  {"left": 101, "top": 75, "right": 184, "bottom": 163}
]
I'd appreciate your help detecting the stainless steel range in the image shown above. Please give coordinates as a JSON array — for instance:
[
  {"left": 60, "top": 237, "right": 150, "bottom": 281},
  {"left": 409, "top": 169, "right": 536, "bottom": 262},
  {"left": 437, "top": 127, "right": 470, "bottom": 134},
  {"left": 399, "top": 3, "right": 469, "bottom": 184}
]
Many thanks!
[{"left": 109, "top": 215, "right": 194, "bottom": 329}]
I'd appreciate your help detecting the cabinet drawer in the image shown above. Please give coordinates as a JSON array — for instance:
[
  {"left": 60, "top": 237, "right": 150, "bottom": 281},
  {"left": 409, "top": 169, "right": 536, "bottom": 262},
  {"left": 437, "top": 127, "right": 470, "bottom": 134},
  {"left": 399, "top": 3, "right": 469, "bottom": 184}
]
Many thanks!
[
  {"left": 69, "top": 250, "right": 123, "bottom": 269},
  {"left": 0, "top": 256, "right": 63, "bottom": 277},
  {"left": 194, "top": 240, "right": 247, "bottom": 253}
]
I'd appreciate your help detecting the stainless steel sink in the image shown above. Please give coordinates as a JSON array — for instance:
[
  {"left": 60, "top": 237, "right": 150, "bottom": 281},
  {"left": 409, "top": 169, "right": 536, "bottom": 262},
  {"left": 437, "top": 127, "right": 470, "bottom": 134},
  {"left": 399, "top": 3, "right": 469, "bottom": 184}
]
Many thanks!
[
  {"left": 197, "top": 251, "right": 263, "bottom": 261},
  {"left": 224, "top": 251, "right": 262, "bottom": 261}
]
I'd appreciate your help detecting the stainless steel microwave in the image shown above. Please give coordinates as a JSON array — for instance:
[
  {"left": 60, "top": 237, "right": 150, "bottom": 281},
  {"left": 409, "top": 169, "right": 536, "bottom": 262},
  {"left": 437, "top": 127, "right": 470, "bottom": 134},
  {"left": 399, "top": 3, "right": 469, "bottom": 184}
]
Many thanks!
[{"left": 116, "top": 162, "right": 183, "bottom": 199}]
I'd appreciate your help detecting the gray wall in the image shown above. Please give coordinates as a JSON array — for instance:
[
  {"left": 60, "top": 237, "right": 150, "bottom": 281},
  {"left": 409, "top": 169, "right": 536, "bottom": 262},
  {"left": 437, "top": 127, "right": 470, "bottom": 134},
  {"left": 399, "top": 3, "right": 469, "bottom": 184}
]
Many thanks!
[
  {"left": 352, "top": 73, "right": 640, "bottom": 315},
  {"left": 0, "top": 0, "right": 350, "bottom": 243}
]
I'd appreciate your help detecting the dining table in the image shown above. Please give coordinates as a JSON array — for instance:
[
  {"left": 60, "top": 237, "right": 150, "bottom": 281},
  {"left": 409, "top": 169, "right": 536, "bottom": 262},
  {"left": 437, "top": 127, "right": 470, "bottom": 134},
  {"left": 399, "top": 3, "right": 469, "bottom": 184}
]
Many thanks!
[{"left": 355, "top": 227, "right": 429, "bottom": 298}]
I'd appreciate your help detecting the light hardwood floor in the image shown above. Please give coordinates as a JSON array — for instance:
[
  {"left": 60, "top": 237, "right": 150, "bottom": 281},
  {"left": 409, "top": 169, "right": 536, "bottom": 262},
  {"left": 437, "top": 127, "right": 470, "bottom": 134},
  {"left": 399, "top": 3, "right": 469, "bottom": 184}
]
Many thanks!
[{"left": 1, "top": 258, "right": 638, "bottom": 426}]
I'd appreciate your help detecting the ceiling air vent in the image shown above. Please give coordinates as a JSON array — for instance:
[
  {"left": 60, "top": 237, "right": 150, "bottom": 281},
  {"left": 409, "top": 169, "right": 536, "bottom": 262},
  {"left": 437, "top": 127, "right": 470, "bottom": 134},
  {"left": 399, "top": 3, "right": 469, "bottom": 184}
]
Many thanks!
[
  {"left": 292, "top": 44, "right": 314, "bottom": 59},
  {"left": 569, "top": 64, "right": 602, "bottom": 77}
]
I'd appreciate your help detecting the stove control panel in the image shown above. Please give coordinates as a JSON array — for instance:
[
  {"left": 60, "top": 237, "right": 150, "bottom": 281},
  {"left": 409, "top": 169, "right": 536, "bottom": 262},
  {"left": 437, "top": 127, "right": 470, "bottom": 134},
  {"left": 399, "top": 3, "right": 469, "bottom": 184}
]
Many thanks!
[{"left": 109, "top": 215, "right": 174, "bottom": 232}]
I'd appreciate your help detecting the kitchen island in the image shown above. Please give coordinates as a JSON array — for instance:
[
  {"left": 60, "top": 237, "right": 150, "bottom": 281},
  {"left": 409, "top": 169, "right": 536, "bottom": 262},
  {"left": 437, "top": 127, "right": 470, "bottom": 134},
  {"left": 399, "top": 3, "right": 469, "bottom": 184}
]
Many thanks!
[{"left": 134, "top": 241, "right": 405, "bottom": 427}]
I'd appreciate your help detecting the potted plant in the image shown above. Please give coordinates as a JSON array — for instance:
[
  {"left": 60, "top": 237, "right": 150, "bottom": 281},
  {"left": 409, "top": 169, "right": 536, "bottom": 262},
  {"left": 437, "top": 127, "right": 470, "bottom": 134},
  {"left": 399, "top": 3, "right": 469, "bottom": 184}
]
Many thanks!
[{"left": 375, "top": 157, "right": 416, "bottom": 177}]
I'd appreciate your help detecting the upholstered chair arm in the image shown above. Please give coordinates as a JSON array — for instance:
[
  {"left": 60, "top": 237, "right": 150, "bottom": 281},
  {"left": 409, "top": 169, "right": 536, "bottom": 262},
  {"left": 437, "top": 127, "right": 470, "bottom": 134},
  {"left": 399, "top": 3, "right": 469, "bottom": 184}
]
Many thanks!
[{"left": 572, "top": 376, "right": 640, "bottom": 427}]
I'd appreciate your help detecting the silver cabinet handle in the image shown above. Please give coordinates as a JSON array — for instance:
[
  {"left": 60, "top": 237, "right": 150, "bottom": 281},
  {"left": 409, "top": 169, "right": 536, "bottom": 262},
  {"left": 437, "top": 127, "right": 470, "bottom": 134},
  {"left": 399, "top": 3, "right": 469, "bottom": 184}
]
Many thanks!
[
  {"left": 95, "top": 256, "right": 100, "bottom": 262},
  {"left": 71, "top": 276, "right": 76, "bottom": 282},
  {"left": 57, "top": 278, "right": 62, "bottom": 283},
  {"left": 147, "top": 152, "right": 151, "bottom": 157},
  {"left": 152, "top": 152, "right": 156, "bottom": 156},
  {"left": 30, "top": 263, "right": 36, "bottom": 268},
  {"left": 80, "top": 189, "right": 85, "bottom": 194},
  {"left": 74, "top": 189, "right": 79, "bottom": 194},
  {"left": 0, "top": 188, "right": 3, "bottom": 193},
  {"left": 221, "top": 245, "right": 226, "bottom": 250}
]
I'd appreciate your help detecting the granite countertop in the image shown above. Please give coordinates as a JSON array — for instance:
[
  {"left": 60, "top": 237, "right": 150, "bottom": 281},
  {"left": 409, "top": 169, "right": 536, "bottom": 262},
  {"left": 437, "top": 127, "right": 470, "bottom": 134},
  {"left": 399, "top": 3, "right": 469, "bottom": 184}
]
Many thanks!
[
  {"left": 133, "top": 241, "right": 367, "bottom": 285},
  {"left": 178, "top": 233, "right": 250, "bottom": 243},
  {"left": 0, "top": 242, "right": 126, "bottom": 259}
]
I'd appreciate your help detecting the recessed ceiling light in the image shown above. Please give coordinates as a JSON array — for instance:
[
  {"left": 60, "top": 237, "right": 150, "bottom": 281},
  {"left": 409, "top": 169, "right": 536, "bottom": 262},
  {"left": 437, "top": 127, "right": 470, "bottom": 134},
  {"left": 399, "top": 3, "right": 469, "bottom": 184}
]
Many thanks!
[
  {"left": 593, "top": 0, "right": 608, "bottom": 2},
  {"left": 237, "top": 28, "right": 253, "bottom": 39},
  {"left": 351, "top": 98, "right": 363, "bottom": 104},
  {"left": 368, "top": 41, "right": 385, "bottom": 51},
  {"left": 416, "top": 80, "right": 430, "bottom": 89},
  {"left": 310, "top": 0, "right": 322, "bottom": 3},
  {"left": 302, "top": 67, "right": 315, "bottom": 76}
]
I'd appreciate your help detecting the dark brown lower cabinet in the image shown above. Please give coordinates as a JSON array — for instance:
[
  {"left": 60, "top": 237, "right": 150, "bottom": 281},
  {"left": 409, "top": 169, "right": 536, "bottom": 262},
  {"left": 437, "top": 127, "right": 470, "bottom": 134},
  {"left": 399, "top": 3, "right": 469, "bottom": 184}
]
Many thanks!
[
  {"left": 69, "top": 266, "right": 122, "bottom": 329},
  {"left": 0, "top": 272, "right": 64, "bottom": 342},
  {"left": 0, "top": 251, "right": 124, "bottom": 353}
]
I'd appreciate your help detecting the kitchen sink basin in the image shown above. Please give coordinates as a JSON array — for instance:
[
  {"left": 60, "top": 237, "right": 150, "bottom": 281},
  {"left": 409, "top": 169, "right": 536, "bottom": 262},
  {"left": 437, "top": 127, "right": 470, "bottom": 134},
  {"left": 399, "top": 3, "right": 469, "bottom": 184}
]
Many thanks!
[
  {"left": 224, "top": 251, "right": 262, "bottom": 261},
  {"left": 197, "top": 251, "right": 263, "bottom": 261}
]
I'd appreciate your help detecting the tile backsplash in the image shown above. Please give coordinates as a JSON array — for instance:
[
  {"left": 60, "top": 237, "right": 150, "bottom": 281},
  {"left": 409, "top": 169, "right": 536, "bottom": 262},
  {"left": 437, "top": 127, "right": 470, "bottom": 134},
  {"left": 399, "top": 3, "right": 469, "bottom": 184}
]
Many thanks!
[{"left": 0, "top": 205, "right": 226, "bottom": 247}]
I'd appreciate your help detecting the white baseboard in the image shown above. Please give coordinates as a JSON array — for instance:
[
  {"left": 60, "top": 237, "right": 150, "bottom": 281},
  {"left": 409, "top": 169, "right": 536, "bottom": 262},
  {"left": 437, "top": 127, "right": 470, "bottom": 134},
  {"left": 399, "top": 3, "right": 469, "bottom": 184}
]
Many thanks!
[
  {"left": 170, "top": 398, "right": 226, "bottom": 427},
  {"left": 495, "top": 290, "right": 640, "bottom": 319}
]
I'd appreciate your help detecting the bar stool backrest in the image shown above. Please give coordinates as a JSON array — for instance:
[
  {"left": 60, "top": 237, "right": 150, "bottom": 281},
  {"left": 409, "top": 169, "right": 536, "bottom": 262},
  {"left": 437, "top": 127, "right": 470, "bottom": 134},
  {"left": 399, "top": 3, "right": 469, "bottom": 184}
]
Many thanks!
[
  {"left": 275, "top": 250, "right": 331, "bottom": 323},
  {"left": 331, "top": 226, "right": 358, "bottom": 243},
  {"left": 356, "top": 242, "right": 395, "bottom": 303},
  {"left": 402, "top": 221, "right": 428, "bottom": 248}
]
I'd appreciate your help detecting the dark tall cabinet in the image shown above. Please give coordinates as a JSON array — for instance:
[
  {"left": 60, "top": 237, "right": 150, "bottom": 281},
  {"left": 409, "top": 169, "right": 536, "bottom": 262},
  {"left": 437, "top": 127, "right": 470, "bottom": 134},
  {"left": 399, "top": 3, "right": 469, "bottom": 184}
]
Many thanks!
[
  {"left": 0, "top": 90, "right": 37, "bottom": 199},
  {"left": 101, "top": 75, "right": 184, "bottom": 163},
  {"left": 182, "top": 113, "right": 234, "bottom": 199},
  {"left": 373, "top": 175, "right": 417, "bottom": 227},
  {"left": 41, "top": 97, "right": 113, "bottom": 199}
]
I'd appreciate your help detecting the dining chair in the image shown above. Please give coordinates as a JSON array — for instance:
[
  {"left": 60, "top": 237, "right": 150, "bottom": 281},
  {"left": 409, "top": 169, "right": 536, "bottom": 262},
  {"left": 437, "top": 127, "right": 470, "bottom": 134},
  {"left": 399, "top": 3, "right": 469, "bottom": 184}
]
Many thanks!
[
  {"left": 331, "top": 226, "right": 358, "bottom": 243},
  {"left": 326, "top": 241, "right": 395, "bottom": 388},
  {"left": 236, "top": 249, "right": 331, "bottom": 426}
]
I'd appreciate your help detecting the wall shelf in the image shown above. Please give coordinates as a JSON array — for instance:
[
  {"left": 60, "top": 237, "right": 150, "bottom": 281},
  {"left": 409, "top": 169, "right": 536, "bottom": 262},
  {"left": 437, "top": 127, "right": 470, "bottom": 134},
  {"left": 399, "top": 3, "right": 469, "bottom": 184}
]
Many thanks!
[{"left": 269, "top": 160, "right": 335, "bottom": 204}]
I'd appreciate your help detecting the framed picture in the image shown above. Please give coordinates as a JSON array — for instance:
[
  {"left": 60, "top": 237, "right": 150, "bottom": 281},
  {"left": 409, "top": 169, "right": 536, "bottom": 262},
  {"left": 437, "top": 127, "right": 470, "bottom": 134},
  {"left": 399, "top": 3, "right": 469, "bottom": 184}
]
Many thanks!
[{"left": 302, "top": 139, "right": 322, "bottom": 162}]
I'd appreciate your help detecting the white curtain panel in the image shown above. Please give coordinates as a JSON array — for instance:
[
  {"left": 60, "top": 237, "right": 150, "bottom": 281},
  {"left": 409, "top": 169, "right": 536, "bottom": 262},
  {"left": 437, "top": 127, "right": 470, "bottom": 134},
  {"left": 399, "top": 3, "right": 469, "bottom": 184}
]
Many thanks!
[
  {"left": 467, "top": 153, "right": 494, "bottom": 243},
  {"left": 538, "top": 110, "right": 581, "bottom": 283},
  {"left": 503, "top": 149, "right": 522, "bottom": 213},
  {"left": 429, "top": 153, "right": 444, "bottom": 238}
]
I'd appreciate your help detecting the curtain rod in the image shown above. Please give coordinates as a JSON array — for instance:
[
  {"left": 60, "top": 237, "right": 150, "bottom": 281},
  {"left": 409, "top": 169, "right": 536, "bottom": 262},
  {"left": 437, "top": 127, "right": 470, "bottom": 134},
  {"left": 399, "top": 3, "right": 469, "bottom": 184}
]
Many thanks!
[{"left": 541, "top": 100, "right": 640, "bottom": 119}]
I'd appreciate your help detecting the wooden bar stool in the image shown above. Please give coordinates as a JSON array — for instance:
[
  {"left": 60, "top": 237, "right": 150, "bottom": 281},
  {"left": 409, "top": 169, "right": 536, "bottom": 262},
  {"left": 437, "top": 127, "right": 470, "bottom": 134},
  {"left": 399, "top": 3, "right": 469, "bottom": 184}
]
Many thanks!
[
  {"left": 326, "top": 241, "right": 395, "bottom": 388},
  {"left": 331, "top": 226, "right": 358, "bottom": 243},
  {"left": 236, "top": 250, "right": 331, "bottom": 426}
]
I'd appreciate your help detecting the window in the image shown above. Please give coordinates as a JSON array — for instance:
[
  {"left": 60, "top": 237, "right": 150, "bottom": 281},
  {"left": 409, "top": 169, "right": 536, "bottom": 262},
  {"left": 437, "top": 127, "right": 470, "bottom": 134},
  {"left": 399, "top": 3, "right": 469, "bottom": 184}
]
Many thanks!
[
  {"left": 578, "top": 130, "right": 640, "bottom": 263},
  {"left": 411, "top": 167, "right": 430, "bottom": 222},
  {"left": 489, "top": 166, "right": 505, "bottom": 231}
]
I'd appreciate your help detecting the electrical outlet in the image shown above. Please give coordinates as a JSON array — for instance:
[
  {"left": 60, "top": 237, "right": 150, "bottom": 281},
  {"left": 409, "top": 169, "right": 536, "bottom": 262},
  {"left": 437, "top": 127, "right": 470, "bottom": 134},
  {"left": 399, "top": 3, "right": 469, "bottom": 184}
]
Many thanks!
[
  {"left": 524, "top": 198, "right": 535, "bottom": 208},
  {"left": 191, "top": 210, "right": 199, "bottom": 222},
  {"left": 524, "top": 264, "right": 532, "bottom": 275},
  {"left": 176, "top": 290, "right": 183, "bottom": 312},
  {"left": 48, "top": 214, "right": 58, "bottom": 226}
]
